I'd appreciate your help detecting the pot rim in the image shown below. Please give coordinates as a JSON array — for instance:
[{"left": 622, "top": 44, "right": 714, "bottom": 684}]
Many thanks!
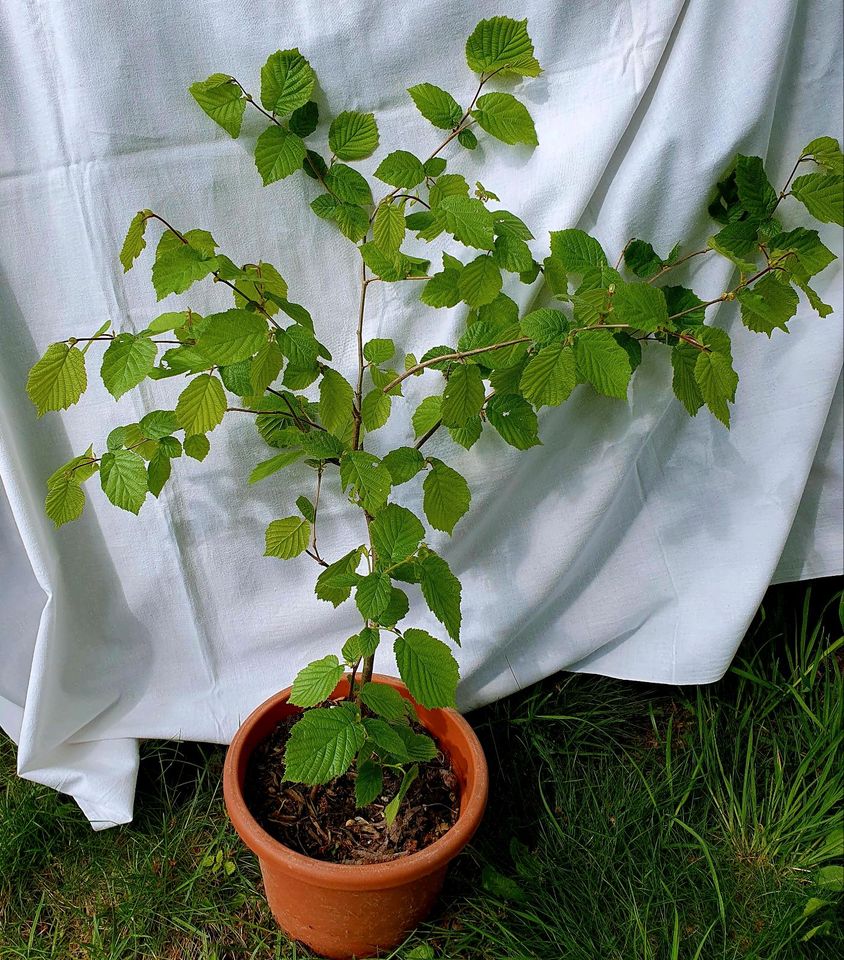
[{"left": 223, "top": 673, "right": 488, "bottom": 891}]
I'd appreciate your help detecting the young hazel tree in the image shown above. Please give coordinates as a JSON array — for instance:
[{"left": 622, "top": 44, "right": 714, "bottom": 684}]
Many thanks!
[{"left": 25, "top": 17, "right": 843, "bottom": 819}]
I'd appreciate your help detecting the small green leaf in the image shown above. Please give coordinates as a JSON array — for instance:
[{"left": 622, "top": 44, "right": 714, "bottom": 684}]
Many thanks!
[
  {"left": 328, "top": 111, "right": 379, "bottom": 161},
  {"left": 289, "top": 100, "right": 319, "bottom": 137},
  {"left": 45, "top": 448, "right": 96, "bottom": 527},
  {"left": 360, "top": 682, "right": 409, "bottom": 721},
  {"left": 493, "top": 234, "right": 534, "bottom": 273},
  {"left": 459, "top": 254, "right": 502, "bottom": 306},
  {"left": 100, "top": 449, "right": 147, "bottom": 514},
  {"left": 407, "top": 83, "right": 462, "bottom": 129},
  {"left": 324, "top": 163, "right": 373, "bottom": 205},
  {"left": 424, "top": 157, "right": 447, "bottom": 177},
  {"left": 27, "top": 343, "right": 87, "bottom": 416},
  {"left": 458, "top": 128, "right": 478, "bottom": 150},
  {"left": 737, "top": 274, "right": 798, "bottom": 336},
  {"left": 139, "top": 410, "right": 178, "bottom": 439},
  {"left": 412, "top": 395, "right": 443, "bottom": 438},
  {"left": 375, "top": 150, "right": 426, "bottom": 188},
  {"left": 471, "top": 92, "right": 537, "bottom": 146},
  {"left": 175, "top": 374, "right": 227, "bottom": 435},
  {"left": 260, "top": 49, "right": 316, "bottom": 116},
  {"left": 265, "top": 516, "right": 311, "bottom": 559},
  {"left": 361, "top": 388, "right": 391, "bottom": 432},
  {"left": 520, "top": 342, "right": 577, "bottom": 407},
  {"left": 119, "top": 211, "right": 149, "bottom": 272},
  {"left": 671, "top": 343, "right": 703, "bottom": 416},
  {"left": 436, "top": 195, "right": 495, "bottom": 250},
  {"left": 184, "top": 434, "right": 210, "bottom": 461},
  {"left": 803, "top": 136, "right": 844, "bottom": 175},
  {"left": 355, "top": 759, "right": 383, "bottom": 807},
  {"left": 707, "top": 220, "right": 759, "bottom": 273},
  {"left": 356, "top": 571, "right": 392, "bottom": 619},
  {"left": 419, "top": 550, "right": 462, "bottom": 643},
  {"left": 381, "top": 446, "right": 426, "bottom": 484},
  {"left": 290, "top": 655, "right": 344, "bottom": 707},
  {"left": 250, "top": 339, "right": 284, "bottom": 393},
  {"left": 189, "top": 75, "right": 245, "bottom": 138},
  {"left": 549, "top": 229, "right": 608, "bottom": 274},
  {"left": 384, "top": 764, "right": 419, "bottom": 826},
  {"left": 373, "top": 201, "right": 405, "bottom": 252},
  {"left": 340, "top": 451, "right": 392, "bottom": 513},
  {"left": 254, "top": 127, "right": 307, "bottom": 185},
  {"left": 319, "top": 368, "right": 355, "bottom": 436},
  {"left": 248, "top": 448, "right": 303, "bottom": 484},
  {"left": 151, "top": 244, "right": 218, "bottom": 301},
  {"left": 100, "top": 333, "right": 157, "bottom": 400},
  {"left": 574, "top": 330, "right": 632, "bottom": 400},
  {"left": 421, "top": 268, "right": 462, "bottom": 308},
  {"left": 363, "top": 338, "right": 395, "bottom": 365},
  {"left": 284, "top": 704, "right": 364, "bottom": 785},
  {"left": 423, "top": 458, "right": 470, "bottom": 534},
  {"left": 612, "top": 282, "right": 669, "bottom": 332},
  {"left": 623, "top": 239, "right": 663, "bottom": 278},
  {"left": 442, "top": 363, "right": 485, "bottom": 427},
  {"left": 694, "top": 345, "right": 738, "bottom": 428},
  {"left": 147, "top": 449, "right": 171, "bottom": 498},
  {"left": 465, "top": 16, "right": 540, "bottom": 76},
  {"left": 315, "top": 547, "right": 364, "bottom": 606},
  {"left": 735, "top": 155, "right": 777, "bottom": 222},
  {"left": 394, "top": 629, "right": 459, "bottom": 708},
  {"left": 195, "top": 310, "right": 268, "bottom": 365},
  {"left": 486, "top": 393, "right": 541, "bottom": 449},
  {"left": 371, "top": 503, "right": 424, "bottom": 565},
  {"left": 791, "top": 172, "right": 844, "bottom": 226}
]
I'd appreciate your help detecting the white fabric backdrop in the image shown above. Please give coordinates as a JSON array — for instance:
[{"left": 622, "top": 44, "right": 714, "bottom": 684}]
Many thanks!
[{"left": 1, "top": 0, "right": 841, "bottom": 828}]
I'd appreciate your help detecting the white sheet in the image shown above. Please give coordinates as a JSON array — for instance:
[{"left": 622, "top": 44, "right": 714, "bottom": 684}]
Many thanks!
[{"left": 1, "top": 0, "right": 841, "bottom": 828}]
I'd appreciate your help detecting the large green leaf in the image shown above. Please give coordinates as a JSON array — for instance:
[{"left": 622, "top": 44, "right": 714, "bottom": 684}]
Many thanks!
[
  {"left": 737, "top": 274, "right": 799, "bottom": 336},
  {"left": 44, "top": 447, "right": 97, "bottom": 527},
  {"left": 100, "top": 333, "right": 157, "bottom": 399},
  {"left": 423, "top": 458, "right": 470, "bottom": 534},
  {"left": 465, "top": 16, "right": 540, "bottom": 76},
  {"left": 324, "top": 163, "right": 373, "bottom": 205},
  {"left": 612, "top": 282, "right": 669, "bottom": 333},
  {"left": 418, "top": 550, "right": 462, "bottom": 643},
  {"left": 151, "top": 244, "right": 218, "bottom": 300},
  {"left": 459, "top": 254, "right": 502, "bottom": 306},
  {"left": 119, "top": 210, "right": 149, "bottom": 271},
  {"left": 339, "top": 451, "right": 391, "bottom": 513},
  {"left": 27, "top": 343, "right": 87, "bottom": 416},
  {"left": 195, "top": 310, "right": 268, "bottom": 365},
  {"left": 189, "top": 74, "right": 245, "bottom": 138},
  {"left": 574, "top": 330, "right": 632, "bottom": 399},
  {"left": 381, "top": 446, "right": 426, "bottom": 485},
  {"left": 260, "top": 49, "right": 315, "bottom": 116},
  {"left": 519, "top": 342, "right": 577, "bottom": 407},
  {"left": 486, "top": 393, "right": 540, "bottom": 449},
  {"left": 360, "top": 682, "right": 409, "bottom": 721},
  {"left": 549, "top": 229, "right": 608, "bottom": 273},
  {"left": 735, "top": 154, "right": 777, "bottom": 222},
  {"left": 471, "top": 92, "right": 537, "bottom": 146},
  {"left": 328, "top": 111, "right": 379, "bottom": 161},
  {"left": 254, "top": 127, "right": 307, "bottom": 185},
  {"left": 707, "top": 220, "right": 759, "bottom": 273},
  {"left": 374, "top": 150, "right": 426, "bottom": 189},
  {"left": 289, "top": 655, "right": 344, "bottom": 707},
  {"left": 284, "top": 704, "right": 364, "bottom": 784},
  {"left": 436, "top": 196, "right": 495, "bottom": 250},
  {"left": 370, "top": 503, "right": 424, "bottom": 565},
  {"left": 803, "top": 136, "right": 844, "bottom": 175},
  {"left": 175, "top": 374, "right": 227, "bottom": 434},
  {"left": 264, "top": 516, "right": 311, "bottom": 559},
  {"left": 441, "top": 363, "right": 485, "bottom": 427},
  {"left": 315, "top": 547, "right": 364, "bottom": 606},
  {"left": 100, "top": 449, "right": 147, "bottom": 514},
  {"left": 394, "top": 629, "right": 459, "bottom": 708},
  {"left": 356, "top": 571, "right": 392, "bottom": 619},
  {"left": 319, "top": 368, "right": 355, "bottom": 436},
  {"left": 790, "top": 172, "right": 844, "bottom": 226},
  {"left": 373, "top": 201, "right": 406, "bottom": 252},
  {"left": 407, "top": 83, "right": 462, "bottom": 129},
  {"left": 694, "top": 348, "right": 738, "bottom": 428}
]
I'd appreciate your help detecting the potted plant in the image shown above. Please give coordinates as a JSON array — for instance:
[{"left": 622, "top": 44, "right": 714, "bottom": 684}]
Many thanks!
[{"left": 23, "top": 12, "right": 841, "bottom": 959}]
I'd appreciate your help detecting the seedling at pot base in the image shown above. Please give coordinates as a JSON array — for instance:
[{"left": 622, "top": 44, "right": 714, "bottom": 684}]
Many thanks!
[{"left": 26, "top": 15, "right": 843, "bottom": 842}]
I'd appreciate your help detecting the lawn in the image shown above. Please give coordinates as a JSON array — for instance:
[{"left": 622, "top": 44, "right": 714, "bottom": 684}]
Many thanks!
[{"left": 1, "top": 579, "right": 842, "bottom": 959}]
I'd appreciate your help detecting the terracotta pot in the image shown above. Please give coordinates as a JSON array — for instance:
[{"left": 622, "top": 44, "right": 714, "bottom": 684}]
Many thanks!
[{"left": 223, "top": 673, "right": 488, "bottom": 959}]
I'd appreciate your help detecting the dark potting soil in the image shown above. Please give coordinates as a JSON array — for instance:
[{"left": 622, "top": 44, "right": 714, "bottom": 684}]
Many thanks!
[{"left": 244, "top": 708, "right": 460, "bottom": 865}]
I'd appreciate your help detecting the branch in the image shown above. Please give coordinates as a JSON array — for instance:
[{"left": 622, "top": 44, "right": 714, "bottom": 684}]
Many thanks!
[
  {"left": 351, "top": 262, "right": 369, "bottom": 448},
  {"left": 383, "top": 337, "right": 531, "bottom": 392}
]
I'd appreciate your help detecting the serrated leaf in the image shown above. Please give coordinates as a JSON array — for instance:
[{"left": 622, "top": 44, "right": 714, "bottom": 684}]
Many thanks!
[
  {"left": 356, "top": 571, "right": 392, "bottom": 619},
  {"left": 189, "top": 74, "right": 245, "bottom": 138},
  {"left": 412, "top": 395, "right": 443, "bottom": 438},
  {"left": 290, "top": 655, "right": 344, "bottom": 707},
  {"left": 737, "top": 274, "right": 798, "bottom": 336},
  {"left": 250, "top": 339, "right": 284, "bottom": 393},
  {"left": 151, "top": 244, "right": 218, "bottom": 300},
  {"left": 375, "top": 150, "right": 425, "bottom": 188},
  {"left": 328, "top": 111, "right": 379, "bottom": 161},
  {"left": 381, "top": 447, "right": 426, "bottom": 484},
  {"left": 429, "top": 173, "right": 470, "bottom": 209},
  {"left": 436, "top": 195, "right": 494, "bottom": 250},
  {"left": 735, "top": 155, "right": 777, "bottom": 222},
  {"left": 791, "top": 172, "right": 843, "bottom": 225},
  {"left": 175, "top": 374, "right": 226, "bottom": 434},
  {"left": 45, "top": 474, "right": 86, "bottom": 526},
  {"left": 465, "top": 16, "right": 540, "bottom": 76},
  {"left": 100, "top": 449, "right": 147, "bottom": 514},
  {"left": 664, "top": 286, "right": 707, "bottom": 327},
  {"left": 355, "top": 759, "right": 383, "bottom": 807},
  {"left": 574, "top": 329, "right": 632, "bottom": 399},
  {"left": 519, "top": 342, "right": 577, "bottom": 407},
  {"left": 803, "top": 136, "right": 844, "bottom": 175},
  {"left": 359, "top": 242, "right": 411, "bottom": 282},
  {"left": 359, "top": 684, "right": 408, "bottom": 723},
  {"left": 363, "top": 338, "right": 395, "bottom": 365},
  {"left": 315, "top": 547, "right": 364, "bottom": 606},
  {"left": 449, "top": 417, "right": 482, "bottom": 449},
  {"left": 671, "top": 342, "right": 704, "bottom": 416},
  {"left": 289, "top": 100, "right": 319, "bottom": 137},
  {"left": 119, "top": 211, "right": 149, "bottom": 271},
  {"left": 549, "top": 229, "right": 608, "bottom": 274},
  {"left": 147, "top": 449, "right": 171, "bottom": 498},
  {"left": 139, "top": 409, "right": 178, "bottom": 439},
  {"left": 493, "top": 234, "right": 533, "bottom": 272},
  {"left": 768, "top": 227, "right": 836, "bottom": 280},
  {"left": 421, "top": 268, "right": 462, "bottom": 308},
  {"left": 441, "top": 363, "right": 485, "bottom": 427},
  {"left": 423, "top": 458, "right": 470, "bottom": 534},
  {"left": 184, "top": 434, "right": 210, "bottom": 461},
  {"left": 623, "top": 239, "right": 663, "bottom": 278},
  {"left": 260, "top": 49, "right": 315, "bottom": 116},
  {"left": 264, "top": 516, "right": 311, "bottom": 559},
  {"left": 254, "top": 126, "right": 307, "bottom": 186},
  {"left": 248, "top": 448, "right": 303, "bottom": 483},
  {"left": 419, "top": 550, "right": 462, "bottom": 643},
  {"left": 195, "top": 310, "right": 268, "bottom": 365},
  {"left": 361, "top": 388, "right": 391, "bottom": 432},
  {"left": 407, "top": 83, "right": 462, "bottom": 129},
  {"left": 373, "top": 201, "right": 405, "bottom": 252},
  {"left": 471, "top": 92, "right": 537, "bottom": 146},
  {"left": 458, "top": 128, "right": 478, "bottom": 150},
  {"left": 319, "top": 368, "right": 355, "bottom": 436},
  {"left": 324, "top": 163, "right": 373, "bottom": 204},
  {"left": 707, "top": 220, "right": 759, "bottom": 273},
  {"left": 486, "top": 393, "right": 540, "bottom": 449},
  {"left": 393, "top": 726, "right": 437, "bottom": 762},
  {"left": 284, "top": 704, "right": 364, "bottom": 785},
  {"left": 340, "top": 450, "right": 391, "bottom": 512},
  {"left": 612, "top": 282, "right": 669, "bottom": 332},
  {"left": 27, "top": 343, "right": 87, "bottom": 416},
  {"left": 520, "top": 307, "right": 568, "bottom": 346},
  {"left": 371, "top": 503, "right": 424, "bottom": 565},
  {"left": 459, "top": 254, "right": 502, "bottom": 306},
  {"left": 394, "top": 629, "right": 459, "bottom": 708}
]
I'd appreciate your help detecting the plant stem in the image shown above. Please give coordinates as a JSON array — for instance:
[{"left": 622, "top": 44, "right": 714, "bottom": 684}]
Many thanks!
[
  {"left": 351, "top": 268, "right": 371, "bottom": 449},
  {"left": 383, "top": 337, "right": 531, "bottom": 391}
]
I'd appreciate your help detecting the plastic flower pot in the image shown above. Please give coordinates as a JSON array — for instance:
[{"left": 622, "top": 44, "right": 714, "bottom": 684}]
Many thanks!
[{"left": 223, "top": 673, "right": 488, "bottom": 959}]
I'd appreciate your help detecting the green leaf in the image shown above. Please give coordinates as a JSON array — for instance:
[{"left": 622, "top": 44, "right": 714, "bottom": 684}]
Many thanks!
[
  {"left": 393, "top": 726, "right": 437, "bottom": 761},
  {"left": 429, "top": 173, "right": 470, "bottom": 209},
  {"left": 27, "top": 343, "right": 87, "bottom": 416},
  {"left": 793, "top": 275, "right": 833, "bottom": 317},
  {"left": 340, "top": 450, "right": 391, "bottom": 513},
  {"left": 465, "top": 16, "right": 540, "bottom": 76},
  {"left": 394, "top": 629, "right": 459, "bottom": 708},
  {"left": 250, "top": 339, "right": 284, "bottom": 393},
  {"left": 458, "top": 128, "right": 478, "bottom": 150},
  {"left": 459, "top": 254, "right": 502, "bottom": 306},
  {"left": 254, "top": 126, "right": 307, "bottom": 185},
  {"left": 319, "top": 368, "right": 355, "bottom": 436},
  {"left": 184, "top": 434, "right": 210, "bottom": 461},
  {"left": 324, "top": 163, "right": 373, "bottom": 205},
  {"left": 384, "top": 764, "right": 419, "bottom": 826},
  {"left": 147, "top": 449, "right": 171, "bottom": 498},
  {"left": 664, "top": 286, "right": 707, "bottom": 327},
  {"left": 424, "top": 157, "right": 447, "bottom": 177},
  {"left": 381, "top": 447, "right": 426, "bottom": 484},
  {"left": 356, "top": 571, "right": 392, "bottom": 619},
  {"left": 471, "top": 92, "right": 537, "bottom": 146},
  {"left": 355, "top": 759, "right": 383, "bottom": 807},
  {"left": 737, "top": 274, "right": 799, "bottom": 336},
  {"left": 486, "top": 393, "right": 540, "bottom": 449},
  {"left": 442, "top": 363, "right": 485, "bottom": 427},
  {"left": 574, "top": 329, "right": 632, "bottom": 399},
  {"left": 449, "top": 417, "right": 482, "bottom": 449},
  {"left": 151, "top": 244, "right": 218, "bottom": 300},
  {"left": 284, "top": 704, "right": 364, "bottom": 785},
  {"left": 694, "top": 345, "right": 738, "bottom": 428},
  {"left": 421, "top": 268, "right": 462, "bottom": 308},
  {"left": 363, "top": 717, "right": 410, "bottom": 760},
  {"left": 315, "top": 547, "right": 364, "bottom": 606},
  {"left": 359, "top": 683, "right": 409, "bottom": 722},
  {"left": 248, "top": 448, "right": 303, "bottom": 484},
  {"left": 139, "top": 410, "right": 178, "bottom": 440},
  {"left": 264, "top": 516, "right": 311, "bottom": 559},
  {"left": 361, "top": 388, "right": 391, "bottom": 432},
  {"left": 423, "top": 458, "right": 470, "bottom": 534},
  {"left": 119, "top": 211, "right": 149, "bottom": 271},
  {"left": 289, "top": 100, "right": 319, "bottom": 137},
  {"left": 419, "top": 550, "right": 462, "bottom": 643},
  {"left": 175, "top": 374, "right": 227, "bottom": 435},
  {"left": 195, "top": 310, "right": 267, "bottom": 365},
  {"left": 189, "top": 74, "right": 245, "bottom": 138},
  {"left": 99, "top": 333, "right": 157, "bottom": 399},
  {"left": 671, "top": 343, "right": 703, "bottom": 416},
  {"left": 612, "top": 282, "right": 669, "bottom": 332},
  {"left": 803, "top": 136, "right": 844, "bottom": 175},
  {"left": 520, "top": 307, "right": 568, "bottom": 345},
  {"left": 328, "top": 111, "right": 379, "bottom": 161},
  {"left": 359, "top": 242, "right": 411, "bottom": 282},
  {"left": 707, "top": 220, "right": 759, "bottom": 273},
  {"left": 549, "top": 229, "right": 608, "bottom": 274},
  {"left": 735, "top": 155, "right": 777, "bottom": 222},
  {"left": 493, "top": 234, "right": 534, "bottom": 273},
  {"left": 375, "top": 150, "right": 426, "bottom": 188},
  {"left": 623, "top": 239, "right": 663, "bottom": 278},
  {"left": 289, "top": 655, "right": 344, "bottom": 708},
  {"left": 790, "top": 172, "right": 844, "bottom": 226},
  {"left": 146, "top": 310, "right": 191, "bottom": 334},
  {"left": 520, "top": 342, "right": 577, "bottom": 407},
  {"left": 260, "top": 49, "right": 315, "bottom": 116},
  {"left": 363, "top": 339, "right": 395, "bottom": 365},
  {"left": 436, "top": 195, "right": 494, "bottom": 250},
  {"left": 371, "top": 503, "right": 424, "bottom": 565},
  {"left": 100, "top": 449, "right": 147, "bottom": 514},
  {"left": 412, "top": 395, "right": 443, "bottom": 438},
  {"left": 373, "top": 201, "right": 405, "bottom": 252},
  {"left": 407, "top": 83, "right": 462, "bottom": 129},
  {"left": 768, "top": 227, "right": 836, "bottom": 279},
  {"left": 45, "top": 447, "right": 97, "bottom": 527}
]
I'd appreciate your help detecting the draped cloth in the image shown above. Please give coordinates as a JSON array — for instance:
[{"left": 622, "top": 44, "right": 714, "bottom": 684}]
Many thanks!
[{"left": 1, "top": 0, "right": 841, "bottom": 827}]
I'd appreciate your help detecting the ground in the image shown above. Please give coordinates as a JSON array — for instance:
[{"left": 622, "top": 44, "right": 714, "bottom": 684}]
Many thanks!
[{"left": 1, "top": 578, "right": 842, "bottom": 959}]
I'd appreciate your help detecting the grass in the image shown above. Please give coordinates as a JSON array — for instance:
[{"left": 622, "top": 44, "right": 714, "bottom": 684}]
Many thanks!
[{"left": 1, "top": 578, "right": 842, "bottom": 959}]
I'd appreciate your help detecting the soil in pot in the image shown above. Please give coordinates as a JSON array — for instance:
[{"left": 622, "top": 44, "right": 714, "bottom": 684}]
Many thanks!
[{"left": 244, "top": 705, "right": 460, "bottom": 865}]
